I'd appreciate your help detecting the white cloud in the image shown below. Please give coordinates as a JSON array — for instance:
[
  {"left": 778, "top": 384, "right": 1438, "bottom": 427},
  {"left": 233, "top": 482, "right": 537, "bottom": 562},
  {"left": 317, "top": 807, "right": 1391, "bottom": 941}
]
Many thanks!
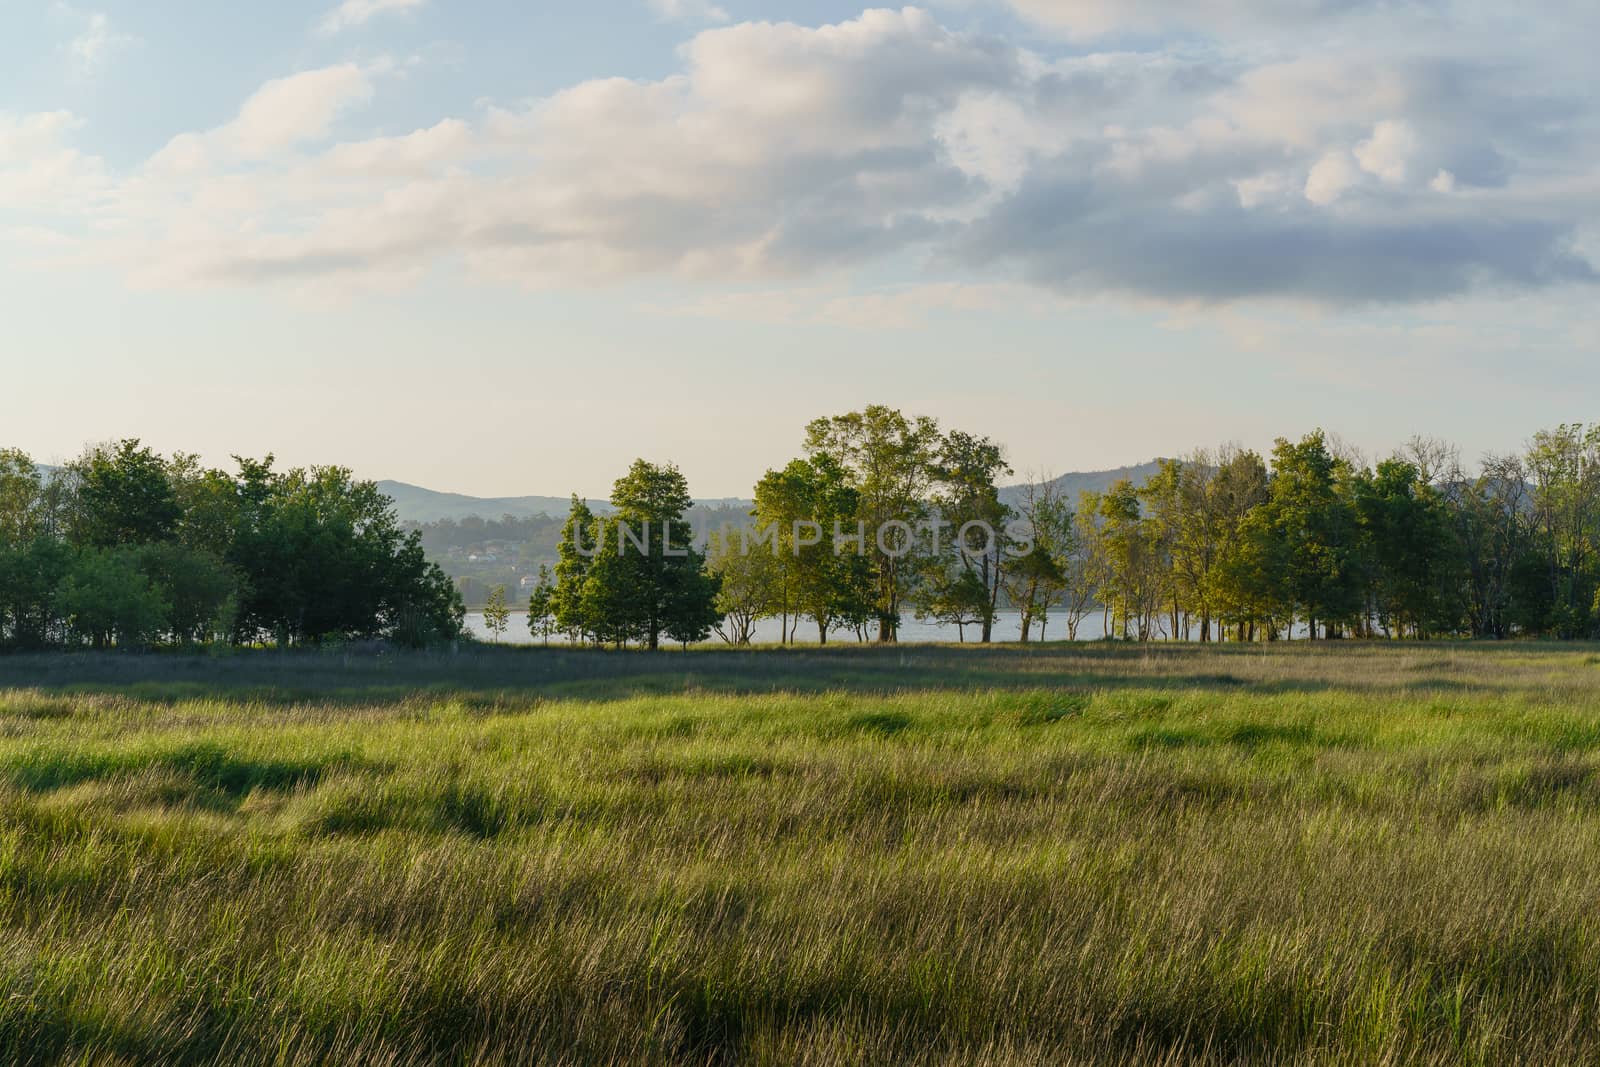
[
  {"left": 316, "top": 0, "right": 425, "bottom": 36},
  {"left": 6, "top": 6, "right": 1597, "bottom": 307},
  {"left": 0, "top": 111, "right": 106, "bottom": 210},
  {"left": 146, "top": 65, "right": 377, "bottom": 171},
  {"left": 1355, "top": 119, "right": 1418, "bottom": 184},
  {"left": 1305, "top": 151, "right": 1360, "bottom": 205},
  {"left": 648, "top": 0, "right": 730, "bottom": 22}
]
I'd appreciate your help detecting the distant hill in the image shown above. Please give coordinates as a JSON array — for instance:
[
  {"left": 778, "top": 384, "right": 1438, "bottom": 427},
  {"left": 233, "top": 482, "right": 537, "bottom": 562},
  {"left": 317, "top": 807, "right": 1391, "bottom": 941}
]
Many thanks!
[
  {"left": 376, "top": 482, "right": 588, "bottom": 525},
  {"left": 379, "top": 481, "right": 761, "bottom": 525},
  {"left": 997, "top": 461, "right": 1167, "bottom": 509},
  {"left": 382, "top": 464, "right": 1168, "bottom": 525}
]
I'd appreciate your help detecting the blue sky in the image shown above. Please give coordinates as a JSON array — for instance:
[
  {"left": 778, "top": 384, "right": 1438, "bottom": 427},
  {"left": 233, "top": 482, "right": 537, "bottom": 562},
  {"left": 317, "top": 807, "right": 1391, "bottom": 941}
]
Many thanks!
[{"left": 2, "top": 0, "right": 1596, "bottom": 497}]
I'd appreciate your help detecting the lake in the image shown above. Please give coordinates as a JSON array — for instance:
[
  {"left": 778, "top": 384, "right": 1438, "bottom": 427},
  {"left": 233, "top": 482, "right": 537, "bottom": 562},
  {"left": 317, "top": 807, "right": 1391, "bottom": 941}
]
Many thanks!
[{"left": 465, "top": 609, "right": 1124, "bottom": 645}]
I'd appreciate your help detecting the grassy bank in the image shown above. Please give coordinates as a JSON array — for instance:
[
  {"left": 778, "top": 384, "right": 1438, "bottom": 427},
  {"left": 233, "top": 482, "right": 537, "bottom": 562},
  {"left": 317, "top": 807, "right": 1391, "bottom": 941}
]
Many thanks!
[{"left": 3, "top": 643, "right": 1600, "bottom": 1064}]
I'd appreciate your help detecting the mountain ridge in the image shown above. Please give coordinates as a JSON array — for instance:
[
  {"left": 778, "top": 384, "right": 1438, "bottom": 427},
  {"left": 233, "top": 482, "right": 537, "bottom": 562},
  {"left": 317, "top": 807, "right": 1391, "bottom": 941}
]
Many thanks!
[{"left": 382, "top": 462, "right": 1168, "bottom": 525}]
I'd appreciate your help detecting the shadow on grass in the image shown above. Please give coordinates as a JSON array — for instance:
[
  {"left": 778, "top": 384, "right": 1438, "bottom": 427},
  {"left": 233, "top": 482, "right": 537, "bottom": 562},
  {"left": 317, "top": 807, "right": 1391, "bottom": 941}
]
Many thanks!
[
  {"left": 5, "top": 742, "right": 368, "bottom": 802},
  {"left": 0, "top": 640, "right": 1582, "bottom": 709}
]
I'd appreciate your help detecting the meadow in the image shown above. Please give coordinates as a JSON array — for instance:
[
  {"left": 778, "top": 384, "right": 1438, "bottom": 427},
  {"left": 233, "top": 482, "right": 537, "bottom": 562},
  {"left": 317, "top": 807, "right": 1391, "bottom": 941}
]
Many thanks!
[{"left": 3, "top": 642, "right": 1600, "bottom": 1065}]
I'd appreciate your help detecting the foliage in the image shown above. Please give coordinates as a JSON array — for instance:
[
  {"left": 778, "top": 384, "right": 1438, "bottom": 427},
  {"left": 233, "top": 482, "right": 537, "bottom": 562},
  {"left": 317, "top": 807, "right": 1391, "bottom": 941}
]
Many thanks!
[
  {"left": 525, "top": 565, "right": 557, "bottom": 645},
  {"left": 707, "top": 530, "right": 781, "bottom": 645},
  {"left": 0, "top": 441, "right": 461, "bottom": 651},
  {"left": 551, "top": 496, "right": 599, "bottom": 644},
  {"left": 57, "top": 546, "right": 170, "bottom": 649},
  {"left": 579, "top": 461, "right": 722, "bottom": 650},
  {"left": 805, "top": 406, "right": 944, "bottom": 641},
  {"left": 483, "top": 585, "right": 510, "bottom": 643}
]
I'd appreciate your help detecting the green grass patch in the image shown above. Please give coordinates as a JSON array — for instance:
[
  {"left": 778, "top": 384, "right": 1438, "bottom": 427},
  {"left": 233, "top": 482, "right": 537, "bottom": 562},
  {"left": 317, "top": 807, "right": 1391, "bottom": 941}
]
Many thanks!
[{"left": 0, "top": 642, "right": 1599, "bottom": 1063}]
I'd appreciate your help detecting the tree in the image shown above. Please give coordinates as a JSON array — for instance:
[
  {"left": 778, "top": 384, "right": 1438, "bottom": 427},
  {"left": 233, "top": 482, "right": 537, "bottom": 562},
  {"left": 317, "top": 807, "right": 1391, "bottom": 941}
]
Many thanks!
[
  {"left": 484, "top": 585, "right": 510, "bottom": 643},
  {"left": 804, "top": 407, "right": 943, "bottom": 642},
  {"left": 136, "top": 542, "right": 240, "bottom": 645},
  {"left": 915, "top": 566, "right": 991, "bottom": 643},
  {"left": 1139, "top": 462, "right": 1186, "bottom": 640},
  {"left": 167, "top": 453, "right": 241, "bottom": 558},
  {"left": 1004, "top": 474, "right": 1074, "bottom": 641},
  {"left": 580, "top": 461, "right": 721, "bottom": 650},
  {"left": 752, "top": 456, "right": 872, "bottom": 645},
  {"left": 0, "top": 449, "right": 42, "bottom": 546},
  {"left": 0, "top": 451, "right": 68, "bottom": 650},
  {"left": 707, "top": 530, "right": 781, "bottom": 645},
  {"left": 1353, "top": 459, "right": 1465, "bottom": 638},
  {"left": 0, "top": 535, "right": 70, "bottom": 650},
  {"left": 66, "top": 440, "right": 181, "bottom": 548},
  {"left": 229, "top": 459, "right": 460, "bottom": 646},
  {"left": 526, "top": 566, "right": 557, "bottom": 645},
  {"left": 1096, "top": 480, "right": 1161, "bottom": 641},
  {"left": 1202, "top": 448, "right": 1274, "bottom": 641},
  {"left": 58, "top": 547, "right": 169, "bottom": 650},
  {"left": 382, "top": 527, "right": 466, "bottom": 648},
  {"left": 934, "top": 432, "right": 1014, "bottom": 643},
  {"left": 1525, "top": 424, "right": 1600, "bottom": 638},
  {"left": 1257, "top": 431, "right": 1364, "bottom": 639},
  {"left": 1457, "top": 454, "right": 1530, "bottom": 639},
  {"left": 552, "top": 496, "right": 599, "bottom": 644}
]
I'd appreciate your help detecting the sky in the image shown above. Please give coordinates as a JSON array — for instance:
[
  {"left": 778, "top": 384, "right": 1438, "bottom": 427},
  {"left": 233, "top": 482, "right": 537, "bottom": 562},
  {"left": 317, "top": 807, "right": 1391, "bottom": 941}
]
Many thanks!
[{"left": 1, "top": 0, "right": 1596, "bottom": 498}]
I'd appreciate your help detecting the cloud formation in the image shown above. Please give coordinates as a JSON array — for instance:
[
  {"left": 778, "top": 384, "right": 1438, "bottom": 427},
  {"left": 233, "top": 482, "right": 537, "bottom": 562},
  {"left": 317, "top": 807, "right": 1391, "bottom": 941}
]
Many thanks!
[{"left": 6, "top": 5, "right": 1596, "bottom": 307}]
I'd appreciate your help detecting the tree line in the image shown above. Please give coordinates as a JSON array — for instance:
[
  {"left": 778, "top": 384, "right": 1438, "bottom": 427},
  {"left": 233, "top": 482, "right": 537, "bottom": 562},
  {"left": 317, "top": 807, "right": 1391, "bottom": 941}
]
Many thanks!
[
  {"left": 530, "top": 409, "right": 1600, "bottom": 646},
  {"left": 0, "top": 441, "right": 463, "bottom": 651},
  {"left": 12, "top": 412, "right": 1600, "bottom": 652}
]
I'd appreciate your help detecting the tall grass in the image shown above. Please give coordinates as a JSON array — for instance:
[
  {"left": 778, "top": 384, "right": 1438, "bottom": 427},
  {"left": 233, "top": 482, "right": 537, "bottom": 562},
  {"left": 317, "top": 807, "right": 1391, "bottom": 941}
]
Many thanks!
[{"left": 2, "top": 643, "right": 1600, "bottom": 1063}]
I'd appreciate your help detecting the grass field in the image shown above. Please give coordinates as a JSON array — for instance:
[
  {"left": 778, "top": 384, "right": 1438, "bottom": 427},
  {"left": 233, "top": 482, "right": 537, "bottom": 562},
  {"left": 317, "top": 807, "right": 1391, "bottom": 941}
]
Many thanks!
[{"left": 4, "top": 643, "right": 1600, "bottom": 1065}]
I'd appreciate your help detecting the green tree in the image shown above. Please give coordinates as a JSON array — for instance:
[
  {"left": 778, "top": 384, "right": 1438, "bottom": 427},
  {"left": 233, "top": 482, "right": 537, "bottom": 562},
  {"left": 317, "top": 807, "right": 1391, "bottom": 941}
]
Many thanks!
[
  {"left": 0, "top": 451, "right": 68, "bottom": 650},
  {"left": 1187, "top": 447, "right": 1271, "bottom": 642},
  {"left": 0, "top": 536, "right": 70, "bottom": 650},
  {"left": 1525, "top": 424, "right": 1600, "bottom": 637},
  {"left": 524, "top": 567, "right": 556, "bottom": 646},
  {"left": 1353, "top": 459, "right": 1465, "bottom": 638},
  {"left": 752, "top": 456, "right": 872, "bottom": 645},
  {"left": 229, "top": 460, "right": 459, "bottom": 646},
  {"left": 581, "top": 461, "right": 721, "bottom": 651},
  {"left": 804, "top": 406, "right": 943, "bottom": 642},
  {"left": 1004, "top": 475, "right": 1074, "bottom": 641},
  {"left": 552, "top": 496, "right": 599, "bottom": 644},
  {"left": 934, "top": 431, "right": 1013, "bottom": 643},
  {"left": 167, "top": 453, "right": 241, "bottom": 558},
  {"left": 1456, "top": 454, "right": 1530, "bottom": 638},
  {"left": 0, "top": 448, "right": 42, "bottom": 546},
  {"left": 483, "top": 585, "right": 510, "bottom": 642},
  {"left": 1139, "top": 462, "right": 1185, "bottom": 640},
  {"left": 58, "top": 547, "right": 169, "bottom": 650},
  {"left": 1096, "top": 480, "right": 1161, "bottom": 641},
  {"left": 707, "top": 529, "right": 781, "bottom": 645},
  {"left": 136, "top": 543, "right": 240, "bottom": 645},
  {"left": 66, "top": 439, "right": 181, "bottom": 548},
  {"left": 1259, "top": 431, "right": 1364, "bottom": 639},
  {"left": 914, "top": 566, "right": 990, "bottom": 643}
]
